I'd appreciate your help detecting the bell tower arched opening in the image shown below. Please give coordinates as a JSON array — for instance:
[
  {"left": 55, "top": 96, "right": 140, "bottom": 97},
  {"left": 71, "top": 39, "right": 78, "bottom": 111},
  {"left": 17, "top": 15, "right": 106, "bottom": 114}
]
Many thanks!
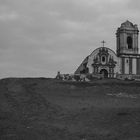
[{"left": 127, "top": 36, "right": 133, "bottom": 49}]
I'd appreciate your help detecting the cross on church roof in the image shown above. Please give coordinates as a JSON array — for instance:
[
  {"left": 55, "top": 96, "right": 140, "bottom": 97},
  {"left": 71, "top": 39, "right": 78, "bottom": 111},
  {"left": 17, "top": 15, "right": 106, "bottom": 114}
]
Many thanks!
[{"left": 101, "top": 40, "right": 106, "bottom": 47}]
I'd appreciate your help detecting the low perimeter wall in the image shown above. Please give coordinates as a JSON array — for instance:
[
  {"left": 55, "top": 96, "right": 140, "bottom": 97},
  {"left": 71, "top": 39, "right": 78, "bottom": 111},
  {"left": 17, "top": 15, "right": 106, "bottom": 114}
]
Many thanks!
[{"left": 116, "top": 74, "right": 140, "bottom": 81}]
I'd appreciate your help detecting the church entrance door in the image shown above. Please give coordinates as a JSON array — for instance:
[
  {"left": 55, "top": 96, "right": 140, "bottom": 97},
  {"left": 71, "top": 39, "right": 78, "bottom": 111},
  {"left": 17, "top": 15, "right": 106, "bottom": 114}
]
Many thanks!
[{"left": 100, "top": 69, "right": 108, "bottom": 78}]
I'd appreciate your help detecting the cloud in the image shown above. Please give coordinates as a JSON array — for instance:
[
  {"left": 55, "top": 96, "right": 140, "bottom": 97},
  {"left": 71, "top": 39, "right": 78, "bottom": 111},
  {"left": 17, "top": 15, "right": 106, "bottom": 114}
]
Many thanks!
[
  {"left": 0, "top": 11, "right": 18, "bottom": 21},
  {"left": 0, "top": 4, "right": 19, "bottom": 21},
  {"left": 0, "top": 0, "right": 140, "bottom": 78}
]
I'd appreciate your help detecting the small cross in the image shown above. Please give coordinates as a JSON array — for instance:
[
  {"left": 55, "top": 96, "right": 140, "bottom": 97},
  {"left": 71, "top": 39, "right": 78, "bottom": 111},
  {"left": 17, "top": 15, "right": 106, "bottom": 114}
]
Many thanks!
[{"left": 101, "top": 40, "right": 106, "bottom": 47}]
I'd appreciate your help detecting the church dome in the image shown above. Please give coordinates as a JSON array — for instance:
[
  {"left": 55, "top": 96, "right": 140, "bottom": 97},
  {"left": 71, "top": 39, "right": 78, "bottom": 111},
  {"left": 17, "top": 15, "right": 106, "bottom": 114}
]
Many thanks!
[
  {"left": 120, "top": 20, "right": 138, "bottom": 29},
  {"left": 121, "top": 20, "right": 133, "bottom": 27}
]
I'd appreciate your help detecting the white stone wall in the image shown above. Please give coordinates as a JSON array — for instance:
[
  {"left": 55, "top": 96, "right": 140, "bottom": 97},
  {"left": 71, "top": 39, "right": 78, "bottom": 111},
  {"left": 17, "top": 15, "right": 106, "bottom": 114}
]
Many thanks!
[
  {"left": 132, "top": 58, "right": 137, "bottom": 74},
  {"left": 87, "top": 49, "right": 99, "bottom": 73},
  {"left": 113, "top": 57, "right": 120, "bottom": 77},
  {"left": 117, "top": 58, "right": 122, "bottom": 74},
  {"left": 88, "top": 65, "right": 93, "bottom": 74},
  {"left": 124, "top": 58, "right": 129, "bottom": 74}
]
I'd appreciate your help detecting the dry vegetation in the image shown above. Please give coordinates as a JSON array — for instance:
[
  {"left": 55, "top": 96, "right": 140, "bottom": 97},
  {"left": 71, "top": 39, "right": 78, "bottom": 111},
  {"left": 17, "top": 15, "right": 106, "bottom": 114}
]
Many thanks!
[{"left": 0, "top": 78, "right": 140, "bottom": 140}]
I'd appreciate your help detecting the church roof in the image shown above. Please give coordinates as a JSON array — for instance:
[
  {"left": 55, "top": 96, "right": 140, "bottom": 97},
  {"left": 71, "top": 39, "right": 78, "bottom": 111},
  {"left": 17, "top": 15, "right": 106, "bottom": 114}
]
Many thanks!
[
  {"left": 121, "top": 20, "right": 133, "bottom": 27},
  {"left": 90, "top": 47, "right": 117, "bottom": 57},
  {"left": 120, "top": 20, "right": 138, "bottom": 29}
]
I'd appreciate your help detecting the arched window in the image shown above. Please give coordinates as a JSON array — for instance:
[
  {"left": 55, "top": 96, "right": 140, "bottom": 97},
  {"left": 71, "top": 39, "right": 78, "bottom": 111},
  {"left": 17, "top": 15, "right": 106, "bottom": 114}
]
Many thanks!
[
  {"left": 127, "top": 36, "right": 133, "bottom": 49},
  {"left": 102, "top": 56, "right": 105, "bottom": 62}
]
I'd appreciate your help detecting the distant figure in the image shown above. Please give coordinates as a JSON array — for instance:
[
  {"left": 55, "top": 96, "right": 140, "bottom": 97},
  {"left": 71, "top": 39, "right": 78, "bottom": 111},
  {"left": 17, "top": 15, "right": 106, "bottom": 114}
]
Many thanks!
[
  {"left": 57, "top": 71, "right": 60, "bottom": 76},
  {"left": 56, "top": 71, "right": 61, "bottom": 80}
]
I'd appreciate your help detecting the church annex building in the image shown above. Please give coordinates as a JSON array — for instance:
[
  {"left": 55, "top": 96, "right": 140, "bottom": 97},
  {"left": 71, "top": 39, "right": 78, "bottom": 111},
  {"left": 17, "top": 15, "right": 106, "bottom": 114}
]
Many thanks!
[{"left": 75, "top": 20, "right": 140, "bottom": 79}]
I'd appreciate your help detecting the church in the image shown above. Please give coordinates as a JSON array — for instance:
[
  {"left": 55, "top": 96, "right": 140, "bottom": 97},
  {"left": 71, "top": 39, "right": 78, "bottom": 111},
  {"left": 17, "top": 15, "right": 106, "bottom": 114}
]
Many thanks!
[{"left": 75, "top": 20, "right": 140, "bottom": 79}]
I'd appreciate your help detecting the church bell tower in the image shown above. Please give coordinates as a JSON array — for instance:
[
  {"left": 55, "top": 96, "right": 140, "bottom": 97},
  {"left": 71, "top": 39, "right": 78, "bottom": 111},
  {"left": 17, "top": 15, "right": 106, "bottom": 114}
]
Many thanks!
[{"left": 116, "top": 20, "right": 139, "bottom": 56}]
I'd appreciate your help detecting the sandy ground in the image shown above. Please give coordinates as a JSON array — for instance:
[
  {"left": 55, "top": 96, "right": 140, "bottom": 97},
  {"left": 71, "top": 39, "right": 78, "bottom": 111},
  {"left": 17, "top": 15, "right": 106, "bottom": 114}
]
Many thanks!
[{"left": 0, "top": 78, "right": 140, "bottom": 140}]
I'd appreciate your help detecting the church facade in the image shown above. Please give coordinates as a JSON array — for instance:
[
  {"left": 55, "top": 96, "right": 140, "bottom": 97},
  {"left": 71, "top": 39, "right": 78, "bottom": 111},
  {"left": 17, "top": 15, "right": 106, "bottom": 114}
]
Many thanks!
[{"left": 75, "top": 21, "right": 140, "bottom": 78}]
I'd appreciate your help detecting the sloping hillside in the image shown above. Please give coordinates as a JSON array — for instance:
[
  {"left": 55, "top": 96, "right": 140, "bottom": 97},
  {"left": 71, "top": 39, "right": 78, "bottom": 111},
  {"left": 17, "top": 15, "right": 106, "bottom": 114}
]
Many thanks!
[{"left": 0, "top": 78, "right": 140, "bottom": 140}]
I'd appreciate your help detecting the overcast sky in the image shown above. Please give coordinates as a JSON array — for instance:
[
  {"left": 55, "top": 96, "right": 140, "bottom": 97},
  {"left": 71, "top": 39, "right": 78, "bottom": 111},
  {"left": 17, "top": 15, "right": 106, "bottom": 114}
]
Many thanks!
[{"left": 0, "top": 0, "right": 140, "bottom": 78}]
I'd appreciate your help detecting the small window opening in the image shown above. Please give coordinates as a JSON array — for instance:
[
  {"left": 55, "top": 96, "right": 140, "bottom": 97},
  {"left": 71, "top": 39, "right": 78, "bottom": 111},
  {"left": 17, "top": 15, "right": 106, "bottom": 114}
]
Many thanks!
[
  {"left": 102, "top": 56, "right": 105, "bottom": 62},
  {"left": 127, "top": 36, "right": 133, "bottom": 49},
  {"left": 126, "top": 59, "right": 129, "bottom": 63}
]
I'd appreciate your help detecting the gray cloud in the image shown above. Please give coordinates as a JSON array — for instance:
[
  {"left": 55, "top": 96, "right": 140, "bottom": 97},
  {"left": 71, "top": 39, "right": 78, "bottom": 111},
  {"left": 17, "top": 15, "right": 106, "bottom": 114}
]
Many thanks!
[{"left": 0, "top": 0, "right": 140, "bottom": 78}]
